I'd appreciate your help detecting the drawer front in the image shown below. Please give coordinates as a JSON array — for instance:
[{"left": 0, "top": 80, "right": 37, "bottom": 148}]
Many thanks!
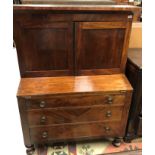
[
  {"left": 26, "top": 94, "right": 125, "bottom": 110},
  {"left": 28, "top": 106, "right": 123, "bottom": 126},
  {"left": 30, "top": 122, "right": 124, "bottom": 143}
]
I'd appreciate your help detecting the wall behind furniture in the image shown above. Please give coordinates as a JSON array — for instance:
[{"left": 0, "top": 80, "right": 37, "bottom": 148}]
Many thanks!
[
  {"left": 0, "top": 1, "right": 26, "bottom": 154},
  {"left": 129, "top": 22, "right": 142, "bottom": 48}
]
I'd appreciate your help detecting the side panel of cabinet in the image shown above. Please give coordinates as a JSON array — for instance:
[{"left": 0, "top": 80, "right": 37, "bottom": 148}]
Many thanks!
[
  {"left": 75, "top": 21, "right": 132, "bottom": 75},
  {"left": 14, "top": 13, "right": 74, "bottom": 77}
]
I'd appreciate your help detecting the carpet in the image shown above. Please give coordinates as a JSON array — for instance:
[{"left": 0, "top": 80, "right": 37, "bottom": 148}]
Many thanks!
[{"left": 34, "top": 138, "right": 142, "bottom": 155}]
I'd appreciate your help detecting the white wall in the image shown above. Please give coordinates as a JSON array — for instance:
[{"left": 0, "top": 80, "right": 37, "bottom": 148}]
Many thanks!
[{"left": 0, "top": 1, "right": 26, "bottom": 154}]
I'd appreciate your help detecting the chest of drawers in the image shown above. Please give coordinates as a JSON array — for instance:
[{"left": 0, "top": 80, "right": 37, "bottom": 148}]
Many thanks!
[{"left": 17, "top": 74, "right": 132, "bottom": 154}]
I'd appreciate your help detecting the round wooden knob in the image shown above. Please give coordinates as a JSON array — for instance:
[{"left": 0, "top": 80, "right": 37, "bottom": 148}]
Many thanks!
[
  {"left": 106, "top": 111, "right": 112, "bottom": 117},
  {"left": 107, "top": 96, "right": 113, "bottom": 104},
  {"left": 104, "top": 126, "right": 110, "bottom": 132},
  {"left": 40, "top": 101, "right": 46, "bottom": 108},
  {"left": 40, "top": 116, "right": 46, "bottom": 123},
  {"left": 42, "top": 132, "right": 48, "bottom": 138}
]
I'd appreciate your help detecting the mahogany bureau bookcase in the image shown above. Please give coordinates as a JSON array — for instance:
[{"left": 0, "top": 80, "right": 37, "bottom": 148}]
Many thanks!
[{"left": 13, "top": 4, "right": 140, "bottom": 155}]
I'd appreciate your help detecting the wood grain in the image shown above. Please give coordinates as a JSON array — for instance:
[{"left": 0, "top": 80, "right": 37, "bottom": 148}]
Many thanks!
[
  {"left": 81, "top": 22, "right": 127, "bottom": 29},
  {"left": 21, "top": 0, "right": 116, "bottom": 5},
  {"left": 13, "top": 5, "right": 140, "bottom": 77},
  {"left": 14, "top": 4, "right": 135, "bottom": 150},
  {"left": 26, "top": 93, "right": 126, "bottom": 109},
  {"left": 17, "top": 74, "right": 132, "bottom": 97},
  {"left": 13, "top": 4, "right": 140, "bottom": 13},
  {"left": 17, "top": 97, "right": 32, "bottom": 147},
  {"left": 75, "top": 21, "right": 127, "bottom": 75},
  {"left": 14, "top": 21, "right": 74, "bottom": 77},
  {"left": 28, "top": 106, "right": 124, "bottom": 126},
  {"left": 30, "top": 121, "right": 123, "bottom": 143}
]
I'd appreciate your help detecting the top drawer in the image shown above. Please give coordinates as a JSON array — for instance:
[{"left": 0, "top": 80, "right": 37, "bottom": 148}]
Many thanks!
[{"left": 26, "top": 93, "right": 126, "bottom": 110}]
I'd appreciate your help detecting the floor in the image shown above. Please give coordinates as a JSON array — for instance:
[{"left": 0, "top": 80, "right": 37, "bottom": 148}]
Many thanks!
[
  {"left": 106, "top": 150, "right": 142, "bottom": 155},
  {"left": 33, "top": 138, "right": 142, "bottom": 155}
]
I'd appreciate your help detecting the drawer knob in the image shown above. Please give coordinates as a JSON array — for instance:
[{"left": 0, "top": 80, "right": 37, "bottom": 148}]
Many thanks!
[
  {"left": 106, "top": 111, "right": 112, "bottom": 117},
  {"left": 42, "top": 131, "right": 48, "bottom": 138},
  {"left": 40, "top": 101, "right": 46, "bottom": 108},
  {"left": 104, "top": 126, "right": 110, "bottom": 132},
  {"left": 40, "top": 116, "right": 46, "bottom": 123},
  {"left": 107, "top": 96, "right": 113, "bottom": 104}
]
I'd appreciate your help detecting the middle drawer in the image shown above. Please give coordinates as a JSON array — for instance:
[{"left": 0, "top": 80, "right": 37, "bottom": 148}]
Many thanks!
[{"left": 28, "top": 106, "right": 123, "bottom": 127}]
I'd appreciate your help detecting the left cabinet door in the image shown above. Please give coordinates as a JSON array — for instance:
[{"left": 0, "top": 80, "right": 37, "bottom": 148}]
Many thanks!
[{"left": 14, "top": 13, "right": 74, "bottom": 77}]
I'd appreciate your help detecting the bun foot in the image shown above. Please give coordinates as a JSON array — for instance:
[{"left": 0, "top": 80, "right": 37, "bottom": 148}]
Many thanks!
[
  {"left": 112, "top": 137, "right": 122, "bottom": 147},
  {"left": 26, "top": 145, "right": 35, "bottom": 155}
]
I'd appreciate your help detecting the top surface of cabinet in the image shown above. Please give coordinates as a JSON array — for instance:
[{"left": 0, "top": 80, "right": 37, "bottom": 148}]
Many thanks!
[
  {"left": 14, "top": 4, "right": 140, "bottom": 12},
  {"left": 14, "top": 5, "right": 140, "bottom": 77},
  {"left": 17, "top": 74, "right": 132, "bottom": 97}
]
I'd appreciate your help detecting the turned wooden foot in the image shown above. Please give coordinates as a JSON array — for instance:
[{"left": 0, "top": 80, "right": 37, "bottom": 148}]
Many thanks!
[
  {"left": 112, "top": 137, "right": 122, "bottom": 147},
  {"left": 26, "top": 145, "right": 35, "bottom": 155}
]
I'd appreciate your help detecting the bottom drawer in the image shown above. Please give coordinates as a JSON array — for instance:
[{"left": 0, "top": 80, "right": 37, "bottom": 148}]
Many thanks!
[{"left": 30, "top": 122, "right": 124, "bottom": 143}]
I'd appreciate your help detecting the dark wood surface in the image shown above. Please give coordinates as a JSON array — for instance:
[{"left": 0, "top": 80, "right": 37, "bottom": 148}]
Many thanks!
[
  {"left": 13, "top": 4, "right": 140, "bottom": 12},
  {"left": 14, "top": 0, "right": 21, "bottom": 4},
  {"left": 30, "top": 121, "right": 123, "bottom": 143},
  {"left": 27, "top": 106, "right": 123, "bottom": 126},
  {"left": 26, "top": 93, "right": 126, "bottom": 109},
  {"left": 14, "top": 20, "right": 74, "bottom": 77},
  {"left": 13, "top": 5, "right": 140, "bottom": 77},
  {"left": 17, "top": 74, "right": 132, "bottom": 147},
  {"left": 21, "top": 0, "right": 116, "bottom": 5},
  {"left": 17, "top": 97, "right": 32, "bottom": 147},
  {"left": 17, "top": 74, "right": 132, "bottom": 97},
  {"left": 124, "top": 48, "right": 142, "bottom": 142},
  {"left": 13, "top": 4, "right": 139, "bottom": 154},
  {"left": 75, "top": 21, "right": 131, "bottom": 75}
]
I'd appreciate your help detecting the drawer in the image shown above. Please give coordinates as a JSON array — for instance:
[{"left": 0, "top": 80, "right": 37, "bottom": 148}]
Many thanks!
[
  {"left": 26, "top": 94, "right": 126, "bottom": 110},
  {"left": 30, "top": 121, "right": 123, "bottom": 143},
  {"left": 28, "top": 106, "right": 123, "bottom": 126}
]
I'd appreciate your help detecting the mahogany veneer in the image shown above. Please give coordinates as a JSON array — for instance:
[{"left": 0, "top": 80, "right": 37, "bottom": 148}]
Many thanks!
[
  {"left": 14, "top": 4, "right": 140, "bottom": 77},
  {"left": 17, "top": 74, "right": 132, "bottom": 96},
  {"left": 17, "top": 74, "right": 132, "bottom": 147},
  {"left": 14, "top": 4, "right": 140, "bottom": 154}
]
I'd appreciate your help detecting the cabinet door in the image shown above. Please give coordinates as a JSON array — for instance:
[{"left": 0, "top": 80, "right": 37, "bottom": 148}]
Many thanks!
[
  {"left": 14, "top": 18, "right": 73, "bottom": 77},
  {"left": 75, "top": 22, "right": 132, "bottom": 75}
]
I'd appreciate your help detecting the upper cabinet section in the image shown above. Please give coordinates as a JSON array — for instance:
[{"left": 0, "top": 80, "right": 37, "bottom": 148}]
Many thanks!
[{"left": 14, "top": 5, "right": 141, "bottom": 77}]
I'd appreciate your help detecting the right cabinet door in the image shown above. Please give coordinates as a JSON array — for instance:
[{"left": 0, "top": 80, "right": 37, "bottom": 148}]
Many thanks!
[{"left": 75, "top": 21, "right": 131, "bottom": 75}]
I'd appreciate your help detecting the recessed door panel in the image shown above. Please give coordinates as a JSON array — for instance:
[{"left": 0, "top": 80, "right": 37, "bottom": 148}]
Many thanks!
[
  {"left": 14, "top": 19, "right": 73, "bottom": 77},
  {"left": 75, "top": 22, "right": 130, "bottom": 75}
]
